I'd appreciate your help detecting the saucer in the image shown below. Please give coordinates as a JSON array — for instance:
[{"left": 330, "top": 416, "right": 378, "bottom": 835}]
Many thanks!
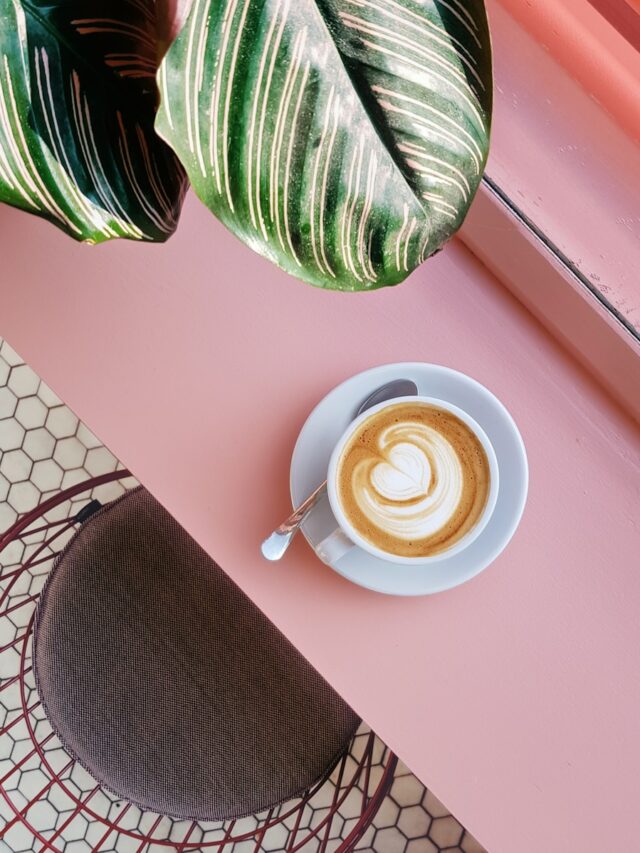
[{"left": 290, "top": 363, "right": 528, "bottom": 596}]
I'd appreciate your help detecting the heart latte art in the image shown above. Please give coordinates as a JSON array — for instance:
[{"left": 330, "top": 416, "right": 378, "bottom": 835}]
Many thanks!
[{"left": 337, "top": 403, "right": 491, "bottom": 558}]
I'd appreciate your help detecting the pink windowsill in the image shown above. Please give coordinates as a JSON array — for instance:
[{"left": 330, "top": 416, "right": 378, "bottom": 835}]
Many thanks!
[
  {"left": 486, "top": 0, "right": 640, "bottom": 334},
  {"left": 1, "top": 194, "right": 639, "bottom": 853}
]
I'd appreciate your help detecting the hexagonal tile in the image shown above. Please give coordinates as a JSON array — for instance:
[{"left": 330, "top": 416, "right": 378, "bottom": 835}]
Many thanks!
[
  {"left": 22, "top": 427, "right": 56, "bottom": 461},
  {"left": 7, "top": 364, "right": 40, "bottom": 398},
  {"left": 0, "top": 386, "right": 18, "bottom": 418},
  {"left": 0, "top": 340, "right": 23, "bottom": 366},
  {"left": 340, "top": 789, "right": 365, "bottom": 820},
  {"left": 62, "top": 814, "right": 89, "bottom": 842},
  {"left": 406, "top": 839, "right": 437, "bottom": 853},
  {"left": 261, "top": 823, "right": 289, "bottom": 851},
  {"left": 392, "top": 774, "right": 424, "bottom": 808},
  {"left": 0, "top": 357, "right": 9, "bottom": 385},
  {"left": 45, "top": 407, "right": 78, "bottom": 439},
  {"left": 423, "top": 790, "right": 451, "bottom": 819},
  {"left": 394, "top": 759, "right": 414, "bottom": 777},
  {"left": 18, "top": 766, "right": 49, "bottom": 797},
  {"left": 42, "top": 498, "right": 72, "bottom": 523},
  {"left": 7, "top": 481, "right": 39, "bottom": 514},
  {"left": 0, "top": 449, "right": 32, "bottom": 482},
  {"left": 65, "top": 840, "right": 93, "bottom": 853},
  {"left": 0, "top": 537, "right": 24, "bottom": 566},
  {"left": 34, "top": 800, "right": 59, "bottom": 832},
  {"left": 77, "top": 422, "right": 102, "bottom": 449},
  {"left": 61, "top": 468, "right": 90, "bottom": 490},
  {"left": 372, "top": 827, "right": 406, "bottom": 853},
  {"left": 84, "top": 446, "right": 118, "bottom": 476},
  {"left": 372, "top": 796, "right": 400, "bottom": 829},
  {"left": 429, "top": 816, "right": 463, "bottom": 849},
  {"left": 31, "top": 459, "right": 64, "bottom": 491},
  {"left": 106, "top": 799, "right": 129, "bottom": 824},
  {"left": 328, "top": 813, "right": 345, "bottom": 841},
  {"left": 3, "top": 822, "right": 36, "bottom": 853},
  {"left": 15, "top": 396, "right": 47, "bottom": 429},
  {"left": 398, "top": 805, "right": 431, "bottom": 840},
  {"left": 353, "top": 823, "right": 376, "bottom": 849},
  {"left": 53, "top": 436, "right": 87, "bottom": 469},
  {"left": 36, "top": 381, "right": 62, "bottom": 408},
  {"left": 461, "top": 831, "right": 488, "bottom": 853},
  {"left": 68, "top": 762, "right": 98, "bottom": 793},
  {"left": 0, "top": 418, "right": 24, "bottom": 451},
  {"left": 86, "top": 817, "right": 114, "bottom": 847},
  {"left": 0, "top": 472, "right": 9, "bottom": 502},
  {"left": 45, "top": 783, "right": 74, "bottom": 813}
]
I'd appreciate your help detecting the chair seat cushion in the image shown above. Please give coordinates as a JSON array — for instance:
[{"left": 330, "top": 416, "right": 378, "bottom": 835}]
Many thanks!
[{"left": 33, "top": 488, "right": 359, "bottom": 821}]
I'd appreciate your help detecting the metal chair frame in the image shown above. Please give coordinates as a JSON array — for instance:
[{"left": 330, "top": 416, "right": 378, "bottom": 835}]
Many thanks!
[{"left": 0, "top": 472, "right": 396, "bottom": 852}]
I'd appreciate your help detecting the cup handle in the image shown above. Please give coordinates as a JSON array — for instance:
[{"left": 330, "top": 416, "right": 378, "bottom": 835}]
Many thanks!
[{"left": 316, "top": 528, "right": 355, "bottom": 565}]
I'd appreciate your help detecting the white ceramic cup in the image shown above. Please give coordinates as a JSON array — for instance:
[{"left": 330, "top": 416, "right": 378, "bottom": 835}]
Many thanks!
[{"left": 317, "top": 396, "right": 500, "bottom": 566}]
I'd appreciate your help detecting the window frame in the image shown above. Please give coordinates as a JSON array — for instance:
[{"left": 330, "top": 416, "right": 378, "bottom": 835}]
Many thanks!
[
  {"left": 459, "top": 178, "right": 640, "bottom": 423},
  {"left": 457, "top": 0, "right": 640, "bottom": 423},
  {"left": 587, "top": 0, "right": 640, "bottom": 50},
  {"left": 496, "top": 0, "right": 640, "bottom": 141}
]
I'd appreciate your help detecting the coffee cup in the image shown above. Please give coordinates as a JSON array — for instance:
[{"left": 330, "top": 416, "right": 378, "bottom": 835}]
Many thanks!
[{"left": 317, "top": 396, "right": 499, "bottom": 566}]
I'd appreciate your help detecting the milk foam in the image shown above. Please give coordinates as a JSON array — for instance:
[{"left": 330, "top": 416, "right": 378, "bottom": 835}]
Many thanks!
[{"left": 351, "top": 421, "right": 463, "bottom": 541}]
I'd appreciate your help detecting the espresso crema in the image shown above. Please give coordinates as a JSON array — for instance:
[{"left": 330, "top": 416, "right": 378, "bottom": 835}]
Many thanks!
[{"left": 336, "top": 402, "right": 491, "bottom": 558}]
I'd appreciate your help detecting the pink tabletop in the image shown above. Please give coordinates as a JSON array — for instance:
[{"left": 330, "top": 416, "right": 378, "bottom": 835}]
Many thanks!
[{"left": 1, "top": 195, "right": 640, "bottom": 853}]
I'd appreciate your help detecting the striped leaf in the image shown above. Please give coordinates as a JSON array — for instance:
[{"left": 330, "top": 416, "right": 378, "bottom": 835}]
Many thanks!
[
  {"left": 0, "top": 0, "right": 187, "bottom": 243},
  {"left": 156, "top": 0, "right": 491, "bottom": 290}
]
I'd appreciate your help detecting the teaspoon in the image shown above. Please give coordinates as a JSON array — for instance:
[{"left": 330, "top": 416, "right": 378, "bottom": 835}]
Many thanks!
[{"left": 261, "top": 378, "right": 418, "bottom": 561}]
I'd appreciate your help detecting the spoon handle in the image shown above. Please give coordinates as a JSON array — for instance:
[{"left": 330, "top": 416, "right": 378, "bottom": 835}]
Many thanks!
[{"left": 261, "top": 481, "right": 327, "bottom": 561}]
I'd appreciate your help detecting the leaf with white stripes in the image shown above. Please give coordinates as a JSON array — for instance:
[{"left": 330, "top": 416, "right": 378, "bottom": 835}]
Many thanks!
[
  {"left": 157, "top": 0, "right": 491, "bottom": 289},
  {"left": 0, "top": 0, "right": 187, "bottom": 243}
]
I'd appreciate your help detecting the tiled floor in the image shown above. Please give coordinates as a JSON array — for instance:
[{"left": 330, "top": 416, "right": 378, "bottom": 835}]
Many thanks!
[{"left": 0, "top": 338, "right": 486, "bottom": 853}]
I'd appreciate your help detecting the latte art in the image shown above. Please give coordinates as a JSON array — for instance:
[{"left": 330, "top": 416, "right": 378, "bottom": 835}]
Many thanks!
[
  {"left": 363, "top": 424, "right": 463, "bottom": 541},
  {"left": 337, "top": 403, "right": 491, "bottom": 558}
]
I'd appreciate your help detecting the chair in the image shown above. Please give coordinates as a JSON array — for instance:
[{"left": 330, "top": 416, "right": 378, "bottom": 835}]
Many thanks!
[{"left": 0, "top": 472, "right": 396, "bottom": 852}]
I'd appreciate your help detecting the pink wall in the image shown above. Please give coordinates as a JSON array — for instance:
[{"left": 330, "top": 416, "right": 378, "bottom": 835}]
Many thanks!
[
  {"left": 496, "top": 0, "right": 640, "bottom": 142},
  {"left": 485, "top": 1, "right": 640, "bottom": 334}
]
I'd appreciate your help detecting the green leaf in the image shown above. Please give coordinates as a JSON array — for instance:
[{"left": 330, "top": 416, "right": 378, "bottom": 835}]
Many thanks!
[
  {"left": 156, "top": 0, "right": 491, "bottom": 290},
  {"left": 0, "top": 0, "right": 187, "bottom": 243}
]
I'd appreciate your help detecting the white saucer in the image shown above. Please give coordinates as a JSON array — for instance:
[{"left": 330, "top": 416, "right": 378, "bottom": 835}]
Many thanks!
[{"left": 290, "top": 363, "right": 528, "bottom": 596}]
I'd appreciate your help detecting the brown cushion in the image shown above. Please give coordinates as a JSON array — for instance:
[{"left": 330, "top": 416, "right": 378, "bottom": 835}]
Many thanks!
[{"left": 33, "top": 488, "right": 359, "bottom": 821}]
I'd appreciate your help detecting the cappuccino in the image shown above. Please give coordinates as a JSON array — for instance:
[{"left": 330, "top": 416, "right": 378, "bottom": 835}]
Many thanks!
[{"left": 336, "top": 402, "right": 491, "bottom": 558}]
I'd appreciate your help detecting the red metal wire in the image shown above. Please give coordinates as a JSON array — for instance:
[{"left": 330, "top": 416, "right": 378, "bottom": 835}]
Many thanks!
[
  {"left": 0, "top": 520, "right": 76, "bottom": 612},
  {"left": 90, "top": 802, "right": 132, "bottom": 852},
  {"left": 12, "top": 516, "right": 74, "bottom": 540},
  {"left": 341, "top": 754, "right": 398, "bottom": 853},
  {"left": 36, "top": 786, "right": 101, "bottom": 853},
  {"left": 0, "top": 733, "right": 55, "bottom": 786},
  {"left": 0, "top": 781, "right": 65, "bottom": 853},
  {"left": 252, "top": 808, "right": 275, "bottom": 852},
  {"left": 0, "top": 757, "right": 74, "bottom": 838},
  {"left": 134, "top": 813, "right": 164, "bottom": 852},
  {"left": 4, "top": 591, "right": 39, "bottom": 616},
  {"left": 0, "top": 474, "right": 396, "bottom": 852},
  {"left": 0, "top": 670, "right": 28, "bottom": 693},
  {"left": 176, "top": 820, "right": 200, "bottom": 851},
  {"left": 217, "top": 819, "right": 238, "bottom": 852},
  {"left": 0, "top": 700, "right": 40, "bottom": 735},
  {"left": 0, "top": 471, "right": 129, "bottom": 551},
  {"left": 360, "top": 735, "right": 374, "bottom": 812},
  {"left": 286, "top": 791, "right": 309, "bottom": 851},
  {"left": 319, "top": 752, "right": 350, "bottom": 853}
]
